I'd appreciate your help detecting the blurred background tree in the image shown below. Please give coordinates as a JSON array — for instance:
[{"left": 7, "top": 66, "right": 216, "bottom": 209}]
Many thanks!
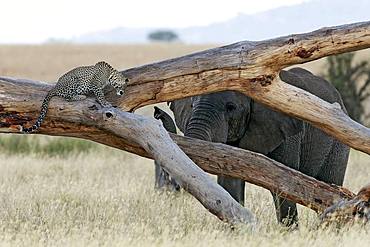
[
  {"left": 323, "top": 52, "right": 370, "bottom": 125},
  {"left": 148, "top": 30, "right": 179, "bottom": 42}
]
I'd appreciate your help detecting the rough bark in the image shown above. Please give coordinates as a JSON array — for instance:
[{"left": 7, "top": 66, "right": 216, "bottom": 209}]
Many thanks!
[
  {"left": 115, "top": 22, "right": 370, "bottom": 110},
  {"left": 102, "top": 109, "right": 256, "bottom": 225},
  {"left": 100, "top": 21, "right": 370, "bottom": 154},
  {"left": 0, "top": 77, "right": 356, "bottom": 213},
  {"left": 1, "top": 21, "right": 370, "bottom": 224},
  {"left": 321, "top": 183, "right": 370, "bottom": 224},
  {"left": 0, "top": 77, "right": 255, "bottom": 225}
]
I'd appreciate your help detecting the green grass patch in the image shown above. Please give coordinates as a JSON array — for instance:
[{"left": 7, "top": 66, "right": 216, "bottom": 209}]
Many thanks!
[{"left": 0, "top": 134, "right": 98, "bottom": 157}]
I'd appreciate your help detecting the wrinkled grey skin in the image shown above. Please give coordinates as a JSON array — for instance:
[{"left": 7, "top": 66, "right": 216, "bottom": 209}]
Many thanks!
[
  {"left": 169, "top": 68, "right": 350, "bottom": 226},
  {"left": 153, "top": 106, "right": 180, "bottom": 191}
]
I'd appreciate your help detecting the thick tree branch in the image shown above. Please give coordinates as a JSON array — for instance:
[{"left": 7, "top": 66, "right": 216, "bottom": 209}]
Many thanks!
[
  {"left": 1, "top": 21, "right": 370, "bottom": 224},
  {"left": 101, "top": 109, "right": 256, "bottom": 225},
  {"left": 0, "top": 77, "right": 256, "bottom": 225},
  {"left": 0, "top": 77, "right": 357, "bottom": 213},
  {"left": 101, "top": 21, "right": 370, "bottom": 154},
  {"left": 262, "top": 77, "right": 370, "bottom": 153}
]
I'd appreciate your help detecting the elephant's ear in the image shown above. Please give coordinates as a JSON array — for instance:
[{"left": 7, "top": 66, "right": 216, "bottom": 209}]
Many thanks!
[
  {"left": 239, "top": 102, "right": 303, "bottom": 155},
  {"left": 169, "top": 97, "right": 193, "bottom": 133}
]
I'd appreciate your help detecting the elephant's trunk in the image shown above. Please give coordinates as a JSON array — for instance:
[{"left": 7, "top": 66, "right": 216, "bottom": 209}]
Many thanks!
[
  {"left": 184, "top": 105, "right": 227, "bottom": 143},
  {"left": 184, "top": 102, "right": 244, "bottom": 206},
  {"left": 185, "top": 123, "right": 212, "bottom": 141}
]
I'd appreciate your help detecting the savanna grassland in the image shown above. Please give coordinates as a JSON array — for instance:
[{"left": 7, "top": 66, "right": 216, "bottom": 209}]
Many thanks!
[{"left": 1, "top": 44, "right": 370, "bottom": 246}]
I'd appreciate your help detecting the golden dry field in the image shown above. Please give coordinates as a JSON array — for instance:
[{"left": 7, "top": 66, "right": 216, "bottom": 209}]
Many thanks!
[{"left": 1, "top": 44, "right": 370, "bottom": 246}]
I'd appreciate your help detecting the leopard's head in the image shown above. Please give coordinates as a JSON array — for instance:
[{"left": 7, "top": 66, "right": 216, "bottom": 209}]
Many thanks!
[{"left": 109, "top": 71, "right": 129, "bottom": 96}]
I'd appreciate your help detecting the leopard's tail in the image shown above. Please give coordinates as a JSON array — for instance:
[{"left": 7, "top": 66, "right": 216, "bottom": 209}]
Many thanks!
[{"left": 21, "top": 90, "right": 56, "bottom": 133}]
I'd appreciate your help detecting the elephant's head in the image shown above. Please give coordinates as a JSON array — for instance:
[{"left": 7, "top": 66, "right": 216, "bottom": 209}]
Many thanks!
[
  {"left": 170, "top": 91, "right": 251, "bottom": 144},
  {"left": 170, "top": 90, "right": 303, "bottom": 154}
]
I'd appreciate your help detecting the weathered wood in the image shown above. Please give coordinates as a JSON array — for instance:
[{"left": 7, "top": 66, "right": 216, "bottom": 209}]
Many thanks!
[
  {"left": 100, "top": 21, "right": 370, "bottom": 154},
  {"left": 0, "top": 77, "right": 256, "bottom": 225},
  {"left": 102, "top": 109, "right": 256, "bottom": 225},
  {"left": 321, "top": 183, "right": 370, "bottom": 224},
  {"left": 258, "top": 78, "right": 370, "bottom": 154},
  {"left": 0, "top": 77, "right": 355, "bottom": 213},
  {"left": 117, "top": 22, "right": 370, "bottom": 109},
  {"left": 1, "top": 21, "right": 370, "bottom": 224}
]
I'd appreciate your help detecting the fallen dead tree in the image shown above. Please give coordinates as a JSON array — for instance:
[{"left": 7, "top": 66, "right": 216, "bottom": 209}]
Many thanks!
[
  {"left": 0, "top": 77, "right": 256, "bottom": 225},
  {"left": 1, "top": 21, "right": 370, "bottom": 225},
  {"left": 0, "top": 76, "right": 366, "bottom": 224},
  {"left": 111, "top": 21, "right": 370, "bottom": 155}
]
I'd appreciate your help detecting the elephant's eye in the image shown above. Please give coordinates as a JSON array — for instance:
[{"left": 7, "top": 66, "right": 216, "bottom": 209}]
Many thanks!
[{"left": 225, "top": 102, "right": 237, "bottom": 112}]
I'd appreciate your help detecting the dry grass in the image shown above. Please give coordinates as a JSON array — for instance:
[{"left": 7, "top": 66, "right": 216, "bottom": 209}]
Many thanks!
[
  {"left": 0, "top": 44, "right": 214, "bottom": 81},
  {"left": 1, "top": 44, "right": 370, "bottom": 246},
  {"left": 0, "top": 149, "right": 369, "bottom": 246}
]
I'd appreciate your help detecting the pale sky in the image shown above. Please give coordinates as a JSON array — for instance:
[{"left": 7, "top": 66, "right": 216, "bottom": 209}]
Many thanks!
[{"left": 1, "top": 0, "right": 309, "bottom": 43}]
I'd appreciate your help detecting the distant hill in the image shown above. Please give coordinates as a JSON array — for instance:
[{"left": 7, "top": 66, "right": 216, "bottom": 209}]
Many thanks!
[{"left": 71, "top": 0, "right": 370, "bottom": 44}]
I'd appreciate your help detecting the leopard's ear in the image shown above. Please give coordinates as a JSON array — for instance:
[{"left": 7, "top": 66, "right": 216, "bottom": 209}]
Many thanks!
[
  {"left": 95, "top": 61, "right": 112, "bottom": 68},
  {"left": 95, "top": 61, "right": 105, "bottom": 66}
]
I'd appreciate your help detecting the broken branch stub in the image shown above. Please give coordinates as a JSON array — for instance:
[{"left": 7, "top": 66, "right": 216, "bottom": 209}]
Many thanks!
[{"left": 321, "top": 183, "right": 370, "bottom": 225}]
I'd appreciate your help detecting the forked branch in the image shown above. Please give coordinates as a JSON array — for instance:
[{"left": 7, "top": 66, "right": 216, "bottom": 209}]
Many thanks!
[
  {"left": 1, "top": 21, "right": 370, "bottom": 224},
  {"left": 102, "top": 21, "right": 370, "bottom": 154},
  {"left": 0, "top": 77, "right": 358, "bottom": 214},
  {"left": 0, "top": 77, "right": 256, "bottom": 225}
]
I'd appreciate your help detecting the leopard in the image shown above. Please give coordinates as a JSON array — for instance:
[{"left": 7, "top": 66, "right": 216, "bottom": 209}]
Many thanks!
[{"left": 21, "top": 61, "right": 129, "bottom": 133}]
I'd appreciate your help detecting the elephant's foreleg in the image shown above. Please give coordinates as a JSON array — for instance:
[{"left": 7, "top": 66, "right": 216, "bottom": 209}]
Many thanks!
[
  {"left": 217, "top": 176, "right": 245, "bottom": 206},
  {"left": 271, "top": 193, "right": 298, "bottom": 227},
  {"left": 268, "top": 133, "right": 302, "bottom": 226},
  {"left": 313, "top": 141, "right": 349, "bottom": 186}
]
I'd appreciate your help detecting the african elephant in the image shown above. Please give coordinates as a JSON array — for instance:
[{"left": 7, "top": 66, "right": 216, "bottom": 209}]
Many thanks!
[{"left": 168, "top": 67, "right": 350, "bottom": 226}]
